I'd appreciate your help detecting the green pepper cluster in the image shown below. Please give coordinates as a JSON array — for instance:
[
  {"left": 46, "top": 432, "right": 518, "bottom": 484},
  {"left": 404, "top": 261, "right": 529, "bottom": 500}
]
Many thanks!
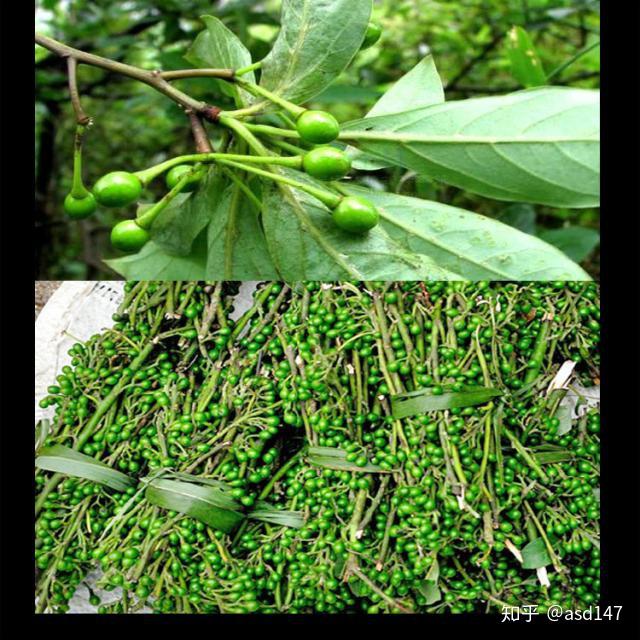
[{"left": 35, "top": 281, "right": 600, "bottom": 614}]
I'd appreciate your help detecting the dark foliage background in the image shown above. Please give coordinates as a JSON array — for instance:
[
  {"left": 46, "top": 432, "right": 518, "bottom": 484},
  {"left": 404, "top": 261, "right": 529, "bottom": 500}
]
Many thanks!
[{"left": 35, "top": 0, "right": 600, "bottom": 280}]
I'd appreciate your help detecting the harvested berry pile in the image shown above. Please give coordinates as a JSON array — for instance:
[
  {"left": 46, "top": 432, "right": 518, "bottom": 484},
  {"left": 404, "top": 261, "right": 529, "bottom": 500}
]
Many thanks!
[{"left": 35, "top": 281, "right": 600, "bottom": 613}]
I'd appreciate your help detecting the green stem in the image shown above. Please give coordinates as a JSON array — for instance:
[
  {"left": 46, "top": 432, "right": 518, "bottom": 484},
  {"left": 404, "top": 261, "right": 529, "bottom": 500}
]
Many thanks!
[
  {"left": 523, "top": 501, "right": 565, "bottom": 575},
  {"left": 474, "top": 328, "right": 492, "bottom": 386},
  {"left": 524, "top": 317, "right": 552, "bottom": 385},
  {"left": 503, "top": 428, "right": 548, "bottom": 482},
  {"left": 135, "top": 152, "right": 302, "bottom": 186},
  {"left": 231, "top": 284, "right": 277, "bottom": 341},
  {"left": 218, "top": 114, "right": 271, "bottom": 156},
  {"left": 234, "top": 78, "right": 305, "bottom": 118},
  {"left": 235, "top": 61, "right": 263, "bottom": 77},
  {"left": 258, "top": 452, "right": 303, "bottom": 501},
  {"left": 478, "top": 405, "right": 494, "bottom": 487},
  {"left": 35, "top": 33, "right": 209, "bottom": 115},
  {"left": 546, "top": 40, "right": 600, "bottom": 81},
  {"left": 348, "top": 489, "right": 368, "bottom": 542},
  {"left": 376, "top": 506, "right": 396, "bottom": 570},
  {"left": 349, "top": 565, "right": 412, "bottom": 613},
  {"left": 216, "top": 159, "right": 341, "bottom": 209},
  {"left": 136, "top": 166, "right": 203, "bottom": 229},
  {"left": 449, "top": 442, "right": 467, "bottom": 487},
  {"left": 221, "top": 168, "right": 262, "bottom": 210},
  {"left": 267, "top": 138, "right": 309, "bottom": 156},
  {"left": 243, "top": 123, "right": 301, "bottom": 139},
  {"left": 70, "top": 125, "right": 90, "bottom": 198}
]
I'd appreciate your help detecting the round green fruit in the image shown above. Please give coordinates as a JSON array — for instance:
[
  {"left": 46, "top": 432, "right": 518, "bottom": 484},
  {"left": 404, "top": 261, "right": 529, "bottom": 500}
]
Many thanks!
[
  {"left": 332, "top": 196, "right": 380, "bottom": 234},
  {"left": 303, "top": 147, "right": 352, "bottom": 181},
  {"left": 165, "top": 165, "right": 203, "bottom": 193},
  {"left": 361, "top": 23, "right": 383, "bottom": 49},
  {"left": 63, "top": 192, "right": 97, "bottom": 220},
  {"left": 110, "top": 220, "right": 150, "bottom": 253},
  {"left": 296, "top": 111, "right": 340, "bottom": 144},
  {"left": 93, "top": 172, "right": 143, "bottom": 208}
]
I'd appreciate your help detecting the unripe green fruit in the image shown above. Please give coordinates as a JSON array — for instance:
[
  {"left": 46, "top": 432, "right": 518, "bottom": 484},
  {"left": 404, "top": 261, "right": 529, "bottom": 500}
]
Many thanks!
[
  {"left": 361, "top": 23, "right": 382, "bottom": 49},
  {"left": 93, "top": 172, "right": 143, "bottom": 208},
  {"left": 296, "top": 110, "right": 340, "bottom": 144},
  {"left": 332, "top": 196, "right": 380, "bottom": 234},
  {"left": 63, "top": 192, "right": 97, "bottom": 220},
  {"left": 165, "top": 165, "right": 203, "bottom": 193},
  {"left": 303, "top": 147, "right": 352, "bottom": 181},
  {"left": 110, "top": 220, "right": 150, "bottom": 253}
]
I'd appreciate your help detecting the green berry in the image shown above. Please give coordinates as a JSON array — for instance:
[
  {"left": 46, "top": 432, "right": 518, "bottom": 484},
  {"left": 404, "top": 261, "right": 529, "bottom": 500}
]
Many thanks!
[
  {"left": 110, "top": 220, "right": 150, "bottom": 253},
  {"left": 165, "top": 165, "right": 203, "bottom": 193},
  {"left": 361, "top": 23, "right": 383, "bottom": 49},
  {"left": 303, "top": 147, "right": 352, "bottom": 181},
  {"left": 63, "top": 192, "right": 97, "bottom": 219},
  {"left": 296, "top": 111, "right": 340, "bottom": 144},
  {"left": 93, "top": 171, "right": 143, "bottom": 208},
  {"left": 332, "top": 196, "right": 380, "bottom": 233}
]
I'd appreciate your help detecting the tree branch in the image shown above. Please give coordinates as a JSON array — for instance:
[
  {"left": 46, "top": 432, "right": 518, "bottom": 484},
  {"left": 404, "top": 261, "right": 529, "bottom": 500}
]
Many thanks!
[
  {"left": 187, "top": 111, "right": 214, "bottom": 153},
  {"left": 160, "top": 69, "right": 235, "bottom": 81},
  {"left": 35, "top": 33, "right": 222, "bottom": 119},
  {"left": 66, "top": 57, "right": 90, "bottom": 125}
]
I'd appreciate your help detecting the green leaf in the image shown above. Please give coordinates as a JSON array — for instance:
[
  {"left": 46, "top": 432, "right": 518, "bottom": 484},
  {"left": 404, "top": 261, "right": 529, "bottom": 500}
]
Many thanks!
[
  {"left": 521, "top": 537, "right": 551, "bottom": 569},
  {"left": 151, "top": 170, "right": 224, "bottom": 257},
  {"left": 506, "top": 26, "right": 547, "bottom": 88},
  {"left": 35, "top": 419, "right": 50, "bottom": 453},
  {"left": 154, "top": 470, "right": 234, "bottom": 492},
  {"left": 344, "top": 186, "right": 590, "bottom": 280},
  {"left": 333, "top": 555, "right": 347, "bottom": 579},
  {"left": 350, "top": 55, "right": 445, "bottom": 170},
  {"left": 206, "top": 179, "right": 280, "bottom": 279},
  {"left": 418, "top": 581, "right": 441, "bottom": 605},
  {"left": 148, "top": 472, "right": 303, "bottom": 529},
  {"left": 261, "top": 171, "right": 452, "bottom": 280},
  {"left": 547, "top": 388, "right": 574, "bottom": 436},
  {"left": 249, "top": 504, "right": 304, "bottom": 528},
  {"left": 35, "top": 445, "right": 136, "bottom": 492},
  {"left": 538, "top": 227, "right": 600, "bottom": 262},
  {"left": 259, "top": 0, "right": 373, "bottom": 105},
  {"left": 186, "top": 15, "right": 255, "bottom": 104},
  {"left": 144, "top": 477, "right": 245, "bottom": 534},
  {"left": 531, "top": 446, "right": 574, "bottom": 464},
  {"left": 417, "top": 558, "right": 441, "bottom": 604},
  {"left": 426, "top": 557, "right": 440, "bottom": 583},
  {"left": 391, "top": 386, "right": 502, "bottom": 418},
  {"left": 307, "top": 447, "right": 390, "bottom": 473},
  {"left": 314, "top": 84, "right": 382, "bottom": 105},
  {"left": 368, "top": 55, "right": 445, "bottom": 118},
  {"left": 348, "top": 576, "right": 367, "bottom": 597},
  {"left": 342, "top": 88, "right": 600, "bottom": 208},
  {"left": 106, "top": 232, "right": 208, "bottom": 280},
  {"left": 555, "top": 403, "right": 574, "bottom": 436}
]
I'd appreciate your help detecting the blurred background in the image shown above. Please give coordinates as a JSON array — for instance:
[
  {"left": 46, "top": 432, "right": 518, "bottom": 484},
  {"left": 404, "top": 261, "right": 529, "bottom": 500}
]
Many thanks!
[{"left": 35, "top": 0, "right": 600, "bottom": 280}]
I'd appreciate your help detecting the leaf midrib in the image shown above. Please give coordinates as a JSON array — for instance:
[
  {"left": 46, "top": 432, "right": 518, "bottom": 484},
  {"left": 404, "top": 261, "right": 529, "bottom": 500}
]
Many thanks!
[{"left": 341, "top": 132, "right": 598, "bottom": 144}]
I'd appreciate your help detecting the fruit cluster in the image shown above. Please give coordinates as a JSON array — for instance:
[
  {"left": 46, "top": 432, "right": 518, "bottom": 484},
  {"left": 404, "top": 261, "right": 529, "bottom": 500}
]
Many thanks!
[{"left": 61, "top": 23, "right": 387, "bottom": 255}]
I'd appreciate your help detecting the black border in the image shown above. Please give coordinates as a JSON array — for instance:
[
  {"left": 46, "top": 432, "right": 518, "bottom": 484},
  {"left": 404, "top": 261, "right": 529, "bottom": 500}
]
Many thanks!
[
  {"left": 2, "top": 0, "right": 639, "bottom": 635},
  {"left": 597, "top": 0, "right": 640, "bottom": 627}
]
